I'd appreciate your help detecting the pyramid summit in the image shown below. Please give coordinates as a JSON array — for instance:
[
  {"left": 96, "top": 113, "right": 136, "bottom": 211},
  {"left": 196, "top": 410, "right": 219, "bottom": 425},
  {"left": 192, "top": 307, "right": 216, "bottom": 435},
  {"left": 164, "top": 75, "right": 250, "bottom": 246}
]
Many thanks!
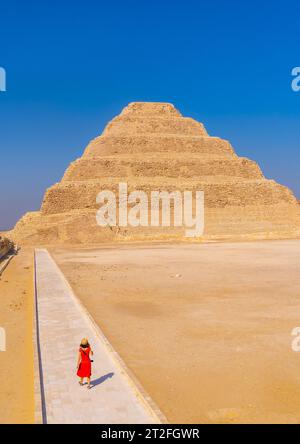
[{"left": 10, "top": 102, "right": 300, "bottom": 244}]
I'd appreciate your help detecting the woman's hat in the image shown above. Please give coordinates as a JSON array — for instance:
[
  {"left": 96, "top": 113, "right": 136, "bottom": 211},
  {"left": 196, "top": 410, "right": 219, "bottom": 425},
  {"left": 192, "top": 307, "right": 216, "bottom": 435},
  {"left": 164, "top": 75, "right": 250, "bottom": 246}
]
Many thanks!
[{"left": 80, "top": 338, "right": 89, "bottom": 346}]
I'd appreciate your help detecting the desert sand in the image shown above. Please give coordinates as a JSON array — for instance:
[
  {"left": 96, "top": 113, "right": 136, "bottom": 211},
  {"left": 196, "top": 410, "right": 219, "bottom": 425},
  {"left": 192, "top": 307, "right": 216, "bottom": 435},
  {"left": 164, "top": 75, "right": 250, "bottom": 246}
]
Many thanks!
[
  {"left": 0, "top": 248, "right": 34, "bottom": 423},
  {"left": 52, "top": 240, "right": 300, "bottom": 424}
]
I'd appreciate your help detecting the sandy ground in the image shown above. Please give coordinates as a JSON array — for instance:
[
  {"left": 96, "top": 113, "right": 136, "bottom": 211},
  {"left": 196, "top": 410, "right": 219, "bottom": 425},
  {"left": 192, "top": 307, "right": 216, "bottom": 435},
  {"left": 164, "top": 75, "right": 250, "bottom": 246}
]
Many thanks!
[
  {"left": 52, "top": 240, "right": 300, "bottom": 424},
  {"left": 0, "top": 248, "right": 34, "bottom": 423}
]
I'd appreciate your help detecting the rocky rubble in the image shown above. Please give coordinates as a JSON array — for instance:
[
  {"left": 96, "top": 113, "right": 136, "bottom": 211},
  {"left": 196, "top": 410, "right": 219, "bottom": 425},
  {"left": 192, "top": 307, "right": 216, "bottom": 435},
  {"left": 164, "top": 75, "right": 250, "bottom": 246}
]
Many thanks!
[{"left": 0, "top": 236, "right": 15, "bottom": 259}]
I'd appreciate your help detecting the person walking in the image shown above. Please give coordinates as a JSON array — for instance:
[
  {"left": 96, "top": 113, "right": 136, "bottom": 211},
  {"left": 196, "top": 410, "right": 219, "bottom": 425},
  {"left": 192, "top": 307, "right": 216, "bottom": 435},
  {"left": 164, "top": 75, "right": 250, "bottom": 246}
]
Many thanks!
[{"left": 77, "top": 338, "right": 93, "bottom": 389}]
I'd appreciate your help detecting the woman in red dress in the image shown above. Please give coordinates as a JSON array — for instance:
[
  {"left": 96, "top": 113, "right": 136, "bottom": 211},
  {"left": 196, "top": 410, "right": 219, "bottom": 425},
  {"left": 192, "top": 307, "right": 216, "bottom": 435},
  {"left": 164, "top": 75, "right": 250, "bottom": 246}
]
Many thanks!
[{"left": 77, "top": 338, "right": 93, "bottom": 389}]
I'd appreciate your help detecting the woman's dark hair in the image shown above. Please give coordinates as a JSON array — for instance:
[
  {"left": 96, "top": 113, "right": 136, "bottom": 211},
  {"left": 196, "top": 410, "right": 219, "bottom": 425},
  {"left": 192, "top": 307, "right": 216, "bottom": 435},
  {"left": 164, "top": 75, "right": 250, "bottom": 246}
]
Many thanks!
[{"left": 80, "top": 342, "right": 89, "bottom": 348}]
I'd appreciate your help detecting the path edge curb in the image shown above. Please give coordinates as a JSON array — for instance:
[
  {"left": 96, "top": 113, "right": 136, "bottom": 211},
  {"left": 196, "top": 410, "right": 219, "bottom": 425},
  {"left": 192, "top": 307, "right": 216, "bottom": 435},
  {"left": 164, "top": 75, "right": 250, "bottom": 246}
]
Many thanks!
[{"left": 33, "top": 251, "right": 46, "bottom": 424}]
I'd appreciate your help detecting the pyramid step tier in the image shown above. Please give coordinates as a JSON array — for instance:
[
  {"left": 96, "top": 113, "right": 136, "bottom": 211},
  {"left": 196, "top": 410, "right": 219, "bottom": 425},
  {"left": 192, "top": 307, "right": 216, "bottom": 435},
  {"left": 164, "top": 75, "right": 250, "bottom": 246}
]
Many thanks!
[
  {"left": 41, "top": 178, "right": 297, "bottom": 215},
  {"left": 62, "top": 157, "right": 263, "bottom": 182},
  {"left": 103, "top": 115, "right": 208, "bottom": 137},
  {"left": 12, "top": 204, "right": 300, "bottom": 245},
  {"left": 84, "top": 135, "right": 236, "bottom": 158},
  {"left": 120, "top": 102, "right": 182, "bottom": 118}
]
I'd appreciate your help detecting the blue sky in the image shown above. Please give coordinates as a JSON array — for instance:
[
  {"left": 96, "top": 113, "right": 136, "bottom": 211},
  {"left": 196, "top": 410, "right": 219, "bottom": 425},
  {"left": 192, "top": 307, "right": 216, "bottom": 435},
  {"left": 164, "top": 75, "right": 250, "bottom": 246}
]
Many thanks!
[{"left": 0, "top": 0, "right": 300, "bottom": 230}]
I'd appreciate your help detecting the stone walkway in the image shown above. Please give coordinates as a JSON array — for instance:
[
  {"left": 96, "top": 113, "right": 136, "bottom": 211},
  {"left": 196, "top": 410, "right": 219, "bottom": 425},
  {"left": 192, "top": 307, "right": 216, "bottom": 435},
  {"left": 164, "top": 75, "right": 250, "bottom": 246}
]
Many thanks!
[{"left": 34, "top": 249, "right": 164, "bottom": 424}]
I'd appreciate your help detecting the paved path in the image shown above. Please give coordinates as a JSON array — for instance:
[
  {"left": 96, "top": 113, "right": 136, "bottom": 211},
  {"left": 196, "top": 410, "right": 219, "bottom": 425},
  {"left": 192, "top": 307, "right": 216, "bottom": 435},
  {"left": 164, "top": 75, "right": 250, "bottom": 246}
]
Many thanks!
[{"left": 34, "top": 249, "right": 163, "bottom": 424}]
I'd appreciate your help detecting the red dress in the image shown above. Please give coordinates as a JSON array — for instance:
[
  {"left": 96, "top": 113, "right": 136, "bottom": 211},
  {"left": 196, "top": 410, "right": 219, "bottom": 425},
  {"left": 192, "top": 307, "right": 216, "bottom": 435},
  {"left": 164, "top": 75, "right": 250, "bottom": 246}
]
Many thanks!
[{"left": 77, "top": 346, "right": 92, "bottom": 378}]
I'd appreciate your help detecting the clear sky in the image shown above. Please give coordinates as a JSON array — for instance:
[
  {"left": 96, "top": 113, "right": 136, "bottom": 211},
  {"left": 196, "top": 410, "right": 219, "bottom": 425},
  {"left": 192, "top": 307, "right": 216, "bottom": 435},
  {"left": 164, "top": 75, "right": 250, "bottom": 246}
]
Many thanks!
[{"left": 0, "top": 0, "right": 300, "bottom": 230}]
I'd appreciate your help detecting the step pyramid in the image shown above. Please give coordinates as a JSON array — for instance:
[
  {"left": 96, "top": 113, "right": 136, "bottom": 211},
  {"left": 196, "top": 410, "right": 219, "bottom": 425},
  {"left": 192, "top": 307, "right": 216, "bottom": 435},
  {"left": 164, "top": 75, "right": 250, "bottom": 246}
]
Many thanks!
[{"left": 10, "top": 102, "right": 300, "bottom": 244}]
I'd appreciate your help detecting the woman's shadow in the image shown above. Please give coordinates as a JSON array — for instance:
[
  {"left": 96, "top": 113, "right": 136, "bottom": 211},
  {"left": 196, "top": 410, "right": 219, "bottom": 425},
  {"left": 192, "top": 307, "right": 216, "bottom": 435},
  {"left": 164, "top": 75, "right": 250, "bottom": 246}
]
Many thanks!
[{"left": 90, "top": 372, "right": 114, "bottom": 389}]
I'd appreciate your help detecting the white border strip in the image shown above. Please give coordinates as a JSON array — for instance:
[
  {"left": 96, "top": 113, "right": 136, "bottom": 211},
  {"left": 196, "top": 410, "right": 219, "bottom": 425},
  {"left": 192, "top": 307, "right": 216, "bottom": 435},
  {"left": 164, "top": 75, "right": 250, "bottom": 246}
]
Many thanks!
[{"left": 33, "top": 252, "right": 43, "bottom": 424}]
